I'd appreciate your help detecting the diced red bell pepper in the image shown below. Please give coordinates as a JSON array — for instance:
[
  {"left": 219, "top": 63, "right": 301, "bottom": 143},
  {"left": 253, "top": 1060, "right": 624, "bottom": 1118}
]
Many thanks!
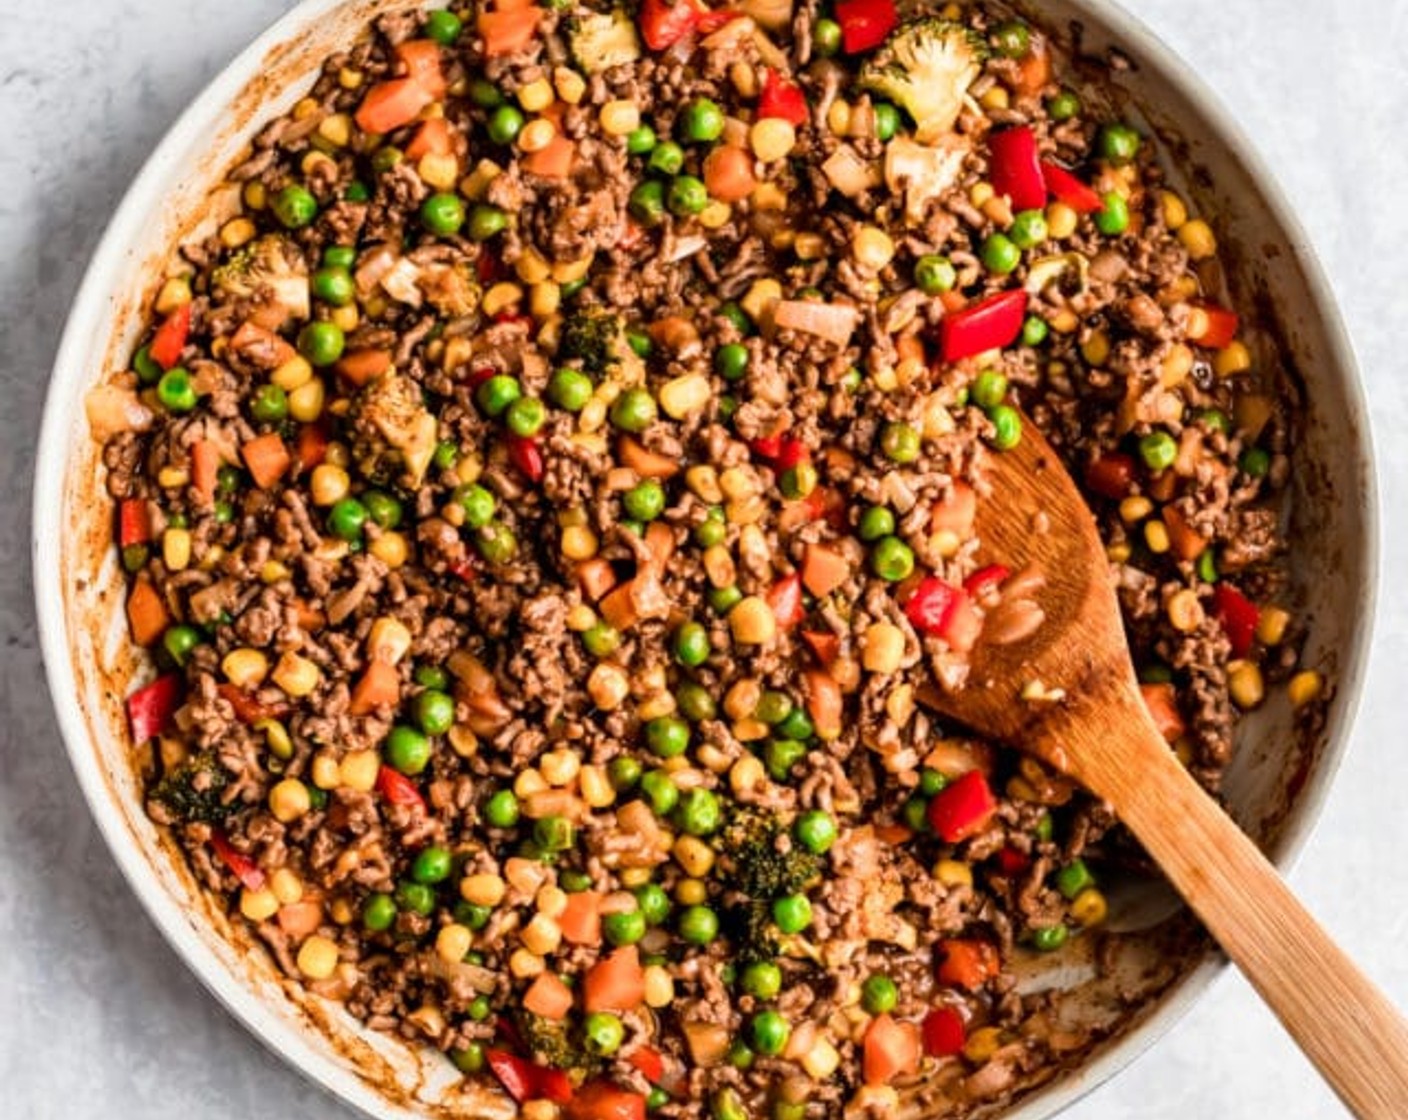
[
  {"left": 694, "top": 8, "right": 739, "bottom": 33},
  {"left": 376, "top": 765, "right": 426, "bottom": 810},
  {"left": 1191, "top": 303, "right": 1240, "bottom": 350},
  {"left": 507, "top": 435, "right": 544, "bottom": 484},
  {"left": 1084, "top": 452, "right": 1137, "bottom": 500},
  {"left": 926, "top": 769, "right": 997, "bottom": 843},
  {"left": 1213, "top": 584, "right": 1259, "bottom": 658},
  {"left": 637, "top": 0, "right": 726, "bottom": 51},
  {"left": 935, "top": 937, "right": 1001, "bottom": 990},
  {"left": 448, "top": 558, "right": 476, "bottom": 583},
  {"left": 835, "top": 0, "right": 897, "bottom": 53},
  {"left": 216, "top": 683, "right": 290, "bottom": 725},
  {"left": 774, "top": 435, "right": 810, "bottom": 471},
  {"left": 992, "top": 846, "right": 1030, "bottom": 876},
  {"left": 118, "top": 498, "right": 151, "bottom": 548},
  {"left": 766, "top": 572, "right": 806, "bottom": 630},
  {"left": 758, "top": 68, "right": 808, "bottom": 126},
  {"left": 566, "top": 1081, "right": 647, "bottom": 1120},
  {"left": 748, "top": 432, "right": 785, "bottom": 460},
  {"left": 988, "top": 127, "right": 1046, "bottom": 212},
  {"left": 940, "top": 290, "right": 1027, "bottom": 363},
  {"left": 1040, "top": 161, "right": 1103, "bottom": 213},
  {"left": 486, "top": 1050, "right": 537, "bottom": 1103},
  {"left": 126, "top": 673, "right": 183, "bottom": 743},
  {"left": 209, "top": 831, "right": 265, "bottom": 891},
  {"left": 295, "top": 421, "right": 330, "bottom": 472},
  {"left": 149, "top": 303, "right": 191, "bottom": 370},
  {"left": 800, "top": 629, "right": 840, "bottom": 665},
  {"left": 921, "top": 1006, "right": 967, "bottom": 1057},
  {"left": 962, "top": 563, "right": 1010, "bottom": 600},
  {"left": 477, "top": 250, "right": 502, "bottom": 284},
  {"left": 906, "top": 576, "right": 982, "bottom": 652},
  {"left": 536, "top": 1068, "right": 575, "bottom": 1105},
  {"left": 627, "top": 1047, "right": 665, "bottom": 1084}
]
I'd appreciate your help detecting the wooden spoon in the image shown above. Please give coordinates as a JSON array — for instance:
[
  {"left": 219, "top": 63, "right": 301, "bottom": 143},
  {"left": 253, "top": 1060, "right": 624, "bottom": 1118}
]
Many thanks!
[{"left": 916, "top": 414, "right": 1408, "bottom": 1118}]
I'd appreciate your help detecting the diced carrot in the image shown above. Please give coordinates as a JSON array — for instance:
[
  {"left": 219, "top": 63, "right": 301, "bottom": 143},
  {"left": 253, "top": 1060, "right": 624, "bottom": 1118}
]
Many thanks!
[
  {"left": 335, "top": 348, "right": 392, "bottom": 386},
  {"left": 1012, "top": 37, "right": 1052, "bottom": 97},
  {"left": 524, "top": 972, "right": 575, "bottom": 1021},
  {"left": 523, "top": 133, "right": 575, "bottom": 178},
  {"left": 126, "top": 579, "right": 168, "bottom": 647},
  {"left": 394, "top": 39, "right": 447, "bottom": 98},
  {"left": 643, "top": 522, "right": 676, "bottom": 576},
  {"left": 295, "top": 422, "right": 330, "bottom": 472},
  {"left": 939, "top": 290, "right": 967, "bottom": 314},
  {"left": 191, "top": 439, "right": 220, "bottom": 505},
  {"left": 559, "top": 891, "right": 603, "bottom": 946},
  {"left": 230, "top": 321, "right": 298, "bottom": 369},
  {"left": 929, "top": 482, "right": 976, "bottom": 538},
  {"left": 936, "top": 938, "right": 1000, "bottom": 991},
  {"left": 802, "top": 668, "right": 844, "bottom": 741},
  {"left": 576, "top": 558, "right": 619, "bottom": 601},
  {"left": 618, "top": 437, "right": 680, "bottom": 479},
  {"left": 355, "top": 78, "right": 433, "bottom": 136},
  {"left": 292, "top": 599, "right": 327, "bottom": 632},
  {"left": 702, "top": 145, "right": 757, "bottom": 203},
  {"left": 566, "top": 1083, "right": 647, "bottom": 1120},
  {"left": 801, "top": 543, "right": 850, "bottom": 598},
  {"left": 1148, "top": 470, "right": 1177, "bottom": 502},
  {"left": 406, "top": 117, "right": 454, "bottom": 160},
  {"left": 493, "top": 0, "right": 536, "bottom": 11},
  {"left": 276, "top": 900, "right": 324, "bottom": 939},
  {"left": 862, "top": 1014, "right": 922, "bottom": 1085},
  {"left": 217, "top": 683, "right": 291, "bottom": 725},
  {"left": 479, "top": 6, "right": 544, "bottom": 57},
  {"left": 800, "top": 629, "right": 839, "bottom": 666},
  {"left": 582, "top": 945, "right": 645, "bottom": 1013},
  {"left": 1162, "top": 505, "right": 1207, "bottom": 562},
  {"left": 874, "top": 824, "right": 913, "bottom": 845},
  {"left": 599, "top": 582, "right": 640, "bottom": 631},
  {"left": 1140, "top": 682, "right": 1186, "bottom": 742},
  {"left": 349, "top": 659, "right": 401, "bottom": 716},
  {"left": 241, "top": 433, "right": 291, "bottom": 490}
]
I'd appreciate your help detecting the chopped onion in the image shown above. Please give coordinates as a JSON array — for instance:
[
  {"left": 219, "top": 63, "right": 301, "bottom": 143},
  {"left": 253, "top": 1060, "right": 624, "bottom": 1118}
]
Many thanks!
[
  {"left": 85, "top": 385, "right": 153, "bottom": 440},
  {"left": 740, "top": 0, "right": 793, "bottom": 31},
  {"left": 884, "top": 135, "right": 969, "bottom": 224},
  {"left": 773, "top": 299, "right": 859, "bottom": 346},
  {"left": 822, "top": 144, "right": 880, "bottom": 198},
  {"left": 379, "top": 257, "right": 424, "bottom": 307},
  {"left": 354, "top": 244, "right": 397, "bottom": 297}
]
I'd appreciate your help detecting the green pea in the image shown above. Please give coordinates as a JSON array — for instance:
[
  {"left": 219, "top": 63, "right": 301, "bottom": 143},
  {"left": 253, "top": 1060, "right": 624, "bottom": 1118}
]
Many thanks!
[
  {"left": 455, "top": 901, "right": 492, "bottom": 929},
  {"left": 624, "top": 479, "right": 667, "bottom": 522},
  {"left": 328, "top": 497, "right": 369, "bottom": 541},
  {"left": 603, "top": 907, "right": 647, "bottom": 946},
  {"left": 560, "top": 869, "right": 594, "bottom": 892},
  {"left": 873, "top": 101, "right": 901, "bottom": 141},
  {"left": 708, "top": 584, "right": 743, "bottom": 613},
  {"left": 719, "top": 301, "right": 752, "bottom": 336},
  {"left": 157, "top": 367, "right": 197, "bottom": 413},
  {"left": 1031, "top": 924, "right": 1069, "bottom": 952},
  {"left": 1240, "top": 446, "right": 1271, "bottom": 477},
  {"left": 1047, "top": 88, "right": 1082, "bottom": 121},
  {"left": 776, "top": 708, "right": 814, "bottom": 741},
  {"left": 992, "top": 18, "right": 1030, "bottom": 57},
  {"left": 626, "top": 125, "right": 657, "bottom": 154},
  {"left": 610, "top": 387, "right": 658, "bottom": 433},
  {"left": 1197, "top": 549, "right": 1219, "bottom": 584},
  {"left": 725, "top": 1044, "right": 754, "bottom": 1072},
  {"left": 560, "top": 276, "right": 589, "bottom": 300},
  {"left": 740, "top": 960, "right": 782, "bottom": 999},
  {"left": 714, "top": 342, "right": 750, "bottom": 381},
  {"left": 678, "top": 904, "right": 719, "bottom": 944},
  {"left": 765, "top": 738, "right": 807, "bottom": 782},
  {"left": 694, "top": 508, "right": 727, "bottom": 547},
  {"left": 608, "top": 756, "right": 643, "bottom": 791},
  {"left": 364, "top": 490, "right": 403, "bottom": 529},
  {"left": 414, "top": 666, "right": 449, "bottom": 692},
  {"left": 880, "top": 421, "right": 921, "bottom": 464},
  {"left": 901, "top": 795, "right": 929, "bottom": 831},
  {"left": 989, "top": 404, "right": 1023, "bottom": 451},
  {"left": 1055, "top": 859, "right": 1096, "bottom": 900},
  {"left": 411, "top": 845, "right": 453, "bottom": 884},
  {"left": 395, "top": 880, "right": 436, "bottom": 917},
  {"left": 371, "top": 146, "right": 403, "bottom": 174},
  {"left": 914, "top": 254, "right": 957, "bottom": 295},
  {"left": 647, "top": 1088, "right": 671, "bottom": 1110},
  {"left": 1021, "top": 315, "right": 1050, "bottom": 347},
  {"left": 484, "top": 789, "right": 521, "bottom": 829},
  {"left": 1098, "top": 122, "right": 1142, "bottom": 165},
  {"left": 673, "top": 621, "right": 711, "bottom": 668},
  {"left": 505, "top": 396, "right": 546, "bottom": 437},
  {"left": 312, "top": 266, "right": 355, "bottom": 306},
  {"left": 272, "top": 184, "right": 318, "bottom": 230},
  {"left": 213, "top": 501, "right": 234, "bottom": 525},
  {"left": 1034, "top": 812, "right": 1054, "bottom": 843},
  {"left": 362, "top": 892, "right": 397, "bottom": 932},
  {"left": 858, "top": 505, "right": 895, "bottom": 542},
  {"left": 584, "top": 1011, "right": 625, "bottom": 1056},
  {"left": 548, "top": 367, "right": 593, "bottom": 412},
  {"left": 635, "top": 883, "right": 672, "bottom": 925},
  {"left": 415, "top": 689, "right": 456, "bottom": 736},
  {"left": 861, "top": 973, "right": 899, "bottom": 1014},
  {"left": 748, "top": 1009, "right": 791, "bottom": 1056},
  {"left": 649, "top": 141, "right": 685, "bottom": 175},
  {"left": 1095, "top": 191, "right": 1130, "bottom": 235},
  {"left": 448, "top": 483, "right": 492, "bottom": 529},
  {"left": 626, "top": 328, "right": 653, "bottom": 358},
  {"left": 386, "top": 725, "right": 431, "bottom": 775},
  {"left": 250, "top": 383, "right": 288, "bottom": 424},
  {"left": 675, "top": 788, "right": 721, "bottom": 836},
  {"left": 641, "top": 769, "right": 679, "bottom": 816},
  {"left": 121, "top": 540, "right": 150, "bottom": 571},
  {"left": 678, "top": 98, "right": 725, "bottom": 143},
  {"left": 450, "top": 1042, "right": 485, "bottom": 1073},
  {"left": 433, "top": 440, "right": 459, "bottom": 470},
  {"left": 676, "top": 681, "right": 717, "bottom": 722},
  {"left": 981, "top": 232, "right": 1022, "bottom": 275},
  {"left": 474, "top": 521, "right": 517, "bottom": 565},
  {"left": 476, "top": 374, "right": 521, "bottom": 417},
  {"left": 778, "top": 462, "right": 818, "bottom": 500},
  {"left": 582, "top": 622, "right": 622, "bottom": 658},
  {"left": 298, "top": 320, "right": 345, "bottom": 367},
  {"left": 667, "top": 175, "right": 709, "bottom": 217},
  {"left": 162, "top": 624, "right": 203, "bottom": 667},
  {"left": 919, "top": 768, "right": 948, "bottom": 796},
  {"left": 469, "top": 78, "right": 504, "bottom": 108},
  {"left": 344, "top": 180, "right": 371, "bottom": 202},
  {"left": 748, "top": 692, "right": 787, "bottom": 726},
  {"left": 646, "top": 717, "right": 690, "bottom": 759},
  {"left": 870, "top": 536, "right": 915, "bottom": 582},
  {"left": 467, "top": 995, "right": 493, "bottom": 1021},
  {"left": 534, "top": 814, "right": 575, "bottom": 852},
  {"left": 627, "top": 178, "right": 667, "bottom": 225},
  {"left": 421, "top": 192, "right": 466, "bottom": 237},
  {"left": 487, "top": 105, "right": 525, "bottom": 145},
  {"left": 972, "top": 369, "right": 1009, "bottom": 412},
  {"left": 772, "top": 893, "right": 812, "bottom": 934},
  {"left": 795, "top": 810, "right": 837, "bottom": 854},
  {"left": 1199, "top": 408, "right": 1230, "bottom": 434},
  {"left": 132, "top": 344, "right": 163, "bottom": 385},
  {"left": 813, "top": 16, "right": 842, "bottom": 56},
  {"left": 1139, "top": 430, "right": 1178, "bottom": 471},
  {"left": 425, "top": 8, "right": 463, "bottom": 43},
  {"left": 1010, "top": 209, "right": 1049, "bottom": 249},
  {"left": 468, "top": 204, "right": 508, "bottom": 241}
]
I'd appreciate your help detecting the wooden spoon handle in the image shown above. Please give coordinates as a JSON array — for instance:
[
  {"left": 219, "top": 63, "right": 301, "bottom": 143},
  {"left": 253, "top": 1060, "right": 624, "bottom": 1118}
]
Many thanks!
[{"left": 1110, "top": 733, "right": 1408, "bottom": 1118}]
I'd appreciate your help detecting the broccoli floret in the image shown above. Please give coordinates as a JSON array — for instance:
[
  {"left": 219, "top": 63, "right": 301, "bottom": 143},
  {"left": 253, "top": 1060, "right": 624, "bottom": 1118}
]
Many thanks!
[
  {"left": 567, "top": 9, "right": 641, "bottom": 74},
  {"left": 558, "top": 309, "right": 633, "bottom": 377},
  {"left": 721, "top": 807, "right": 823, "bottom": 901},
  {"left": 859, "top": 19, "right": 987, "bottom": 144},
  {"left": 150, "top": 752, "right": 233, "bottom": 824},
  {"left": 723, "top": 899, "right": 782, "bottom": 964},
  {"left": 515, "top": 1011, "right": 601, "bottom": 1074},
  {"left": 211, "top": 235, "right": 310, "bottom": 323}
]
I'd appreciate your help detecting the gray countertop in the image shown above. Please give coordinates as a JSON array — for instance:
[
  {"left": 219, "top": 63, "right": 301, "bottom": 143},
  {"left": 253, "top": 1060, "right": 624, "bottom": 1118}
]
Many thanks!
[{"left": 2, "top": 1, "right": 1405, "bottom": 1116}]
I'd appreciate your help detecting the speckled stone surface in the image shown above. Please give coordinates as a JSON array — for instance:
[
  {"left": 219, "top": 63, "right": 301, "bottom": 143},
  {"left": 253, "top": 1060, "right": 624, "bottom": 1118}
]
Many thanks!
[{"left": 2, "top": 1, "right": 1405, "bottom": 1117}]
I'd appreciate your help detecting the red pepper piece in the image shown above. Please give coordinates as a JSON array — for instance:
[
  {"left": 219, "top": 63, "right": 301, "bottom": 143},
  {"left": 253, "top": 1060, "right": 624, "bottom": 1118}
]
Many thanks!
[
  {"left": 774, "top": 436, "right": 810, "bottom": 471},
  {"left": 638, "top": 0, "right": 710, "bottom": 50},
  {"left": 118, "top": 498, "right": 151, "bottom": 548},
  {"left": 835, "top": 0, "right": 897, "bottom": 52},
  {"left": 507, "top": 435, "right": 545, "bottom": 483},
  {"left": 448, "top": 558, "right": 476, "bottom": 583},
  {"left": 962, "top": 563, "right": 1010, "bottom": 600},
  {"left": 800, "top": 629, "right": 840, "bottom": 665},
  {"left": 1040, "top": 161, "right": 1103, "bottom": 213},
  {"left": 535, "top": 1068, "right": 575, "bottom": 1105},
  {"left": 693, "top": 8, "right": 740, "bottom": 33},
  {"left": 626, "top": 1046, "right": 665, "bottom": 1084},
  {"left": 1213, "top": 584, "right": 1259, "bottom": 658},
  {"left": 748, "top": 433, "right": 785, "bottom": 460},
  {"left": 904, "top": 576, "right": 964, "bottom": 636},
  {"left": 209, "top": 831, "right": 265, "bottom": 891},
  {"left": 476, "top": 249, "right": 502, "bottom": 284},
  {"left": 939, "top": 290, "right": 1027, "bottom": 363},
  {"left": 376, "top": 765, "right": 427, "bottom": 810},
  {"left": 766, "top": 572, "right": 806, "bottom": 630},
  {"left": 216, "top": 683, "right": 290, "bottom": 725},
  {"left": 921, "top": 1007, "right": 967, "bottom": 1057},
  {"left": 926, "top": 770, "right": 997, "bottom": 843},
  {"left": 988, "top": 127, "right": 1046, "bottom": 212},
  {"left": 1084, "top": 452, "right": 1137, "bottom": 500},
  {"left": 1191, "top": 303, "right": 1240, "bottom": 350},
  {"left": 566, "top": 1081, "right": 645, "bottom": 1120},
  {"left": 486, "top": 1050, "right": 538, "bottom": 1103},
  {"left": 758, "top": 68, "right": 809, "bottom": 126},
  {"left": 992, "top": 846, "right": 1030, "bottom": 876},
  {"left": 126, "top": 673, "right": 183, "bottom": 743},
  {"left": 295, "top": 421, "right": 330, "bottom": 472},
  {"left": 148, "top": 303, "right": 191, "bottom": 370}
]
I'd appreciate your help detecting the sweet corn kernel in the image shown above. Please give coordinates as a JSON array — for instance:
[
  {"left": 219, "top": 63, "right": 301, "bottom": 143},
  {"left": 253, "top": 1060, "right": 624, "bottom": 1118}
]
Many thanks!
[
  {"left": 269, "top": 868, "right": 304, "bottom": 906},
  {"left": 553, "top": 67, "right": 586, "bottom": 105},
  {"left": 637, "top": 691, "right": 677, "bottom": 722},
  {"left": 675, "top": 878, "right": 707, "bottom": 906},
  {"left": 515, "top": 768, "right": 550, "bottom": 799},
  {"left": 338, "top": 66, "right": 363, "bottom": 90},
  {"left": 521, "top": 914, "right": 562, "bottom": 956},
  {"left": 220, "top": 218, "right": 257, "bottom": 249},
  {"left": 1160, "top": 343, "right": 1194, "bottom": 387},
  {"left": 370, "top": 531, "right": 409, "bottom": 568},
  {"left": 1228, "top": 660, "right": 1265, "bottom": 709},
  {"left": 518, "top": 118, "right": 557, "bottom": 154},
  {"left": 1159, "top": 190, "right": 1188, "bottom": 230},
  {"left": 240, "top": 888, "right": 280, "bottom": 922},
  {"left": 1257, "top": 606, "right": 1291, "bottom": 646},
  {"left": 793, "top": 232, "right": 827, "bottom": 261},
  {"left": 730, "top": 755, "right": 766, "bottom": 797},
  {"left": 522, "top": 1102, "right": 559, "bottom": 1120},
  {"left": 530, "top": 280, "right": 561, "bottom": 320},
  {"left": 929, "top": 529, "right": 962, "bottom": 559},
  {"left": 155, "top": 466, "right": 189, "bottom": 490},
  {"left": 750, "top": 117, "right": 796, "bottom": 162},
  {"left": 517, "top": 78, "right": 555, "bottom": 113},
  {"left": 288, "top": 378, "right": 326, "bottom": 423},
  {"left": 979, "top": 85, "right": 1009, "bottom": 110},
  {"left": 1288, "top": 669, "right": 1323, "bottom": 708},
  {"left": 1214, "top": 341, "right": 1252, "bottom": 378},
  {"left": 460, "top": 873, "right": 507, "bottom": 908},
  {"left": 271, "top": 355, "right": 313, "bottom": 392},
  {"left": 660, "top": 372, "right": 712, "bottom": 419},
  {"left": 223, "top": 648, "right": 269, "bottom": 689},
  {"left": 1081, "top": 330, "right": 1111, "bottom": 367},
  {"left": 155, "top": 277, "right": 192, "bottom": 315},
  {"left": 673, "top": 835, "right": 717, "bottom": 878},
  {"left": 162, "top": 528, "right": 192, "bottom": 572},
  {"left": 259, "top": 560, "right": 290, "bottom": 585},
  {"left": 729, "top": 596, "right": 777, "bottom": 645},
  {"left": 243, "top": 181, "right": 267, "bottom": 211},
  {"left": 1071, "top": 887, "right": 1108, "bottom": 927},
  {"left": 699, "top": 200, "right": 732, "bottom": 230},
  {"left": 1107, "top": 542, "right": 1132, "bottom": 564},
  {"left": 933, "top": 859, "right": 973, "bottom": 889},
  {"left": 618, "top": 867, "right": 653, "bottom": 889},
  {"left": 579, "top": 764, "right": 616, "bottom": 808},
  {"left": 750, "top": 181, "right": 787, "bottom": 212},
  {"left": 483, "top": 282, "right": 524, "bottom": 317},
  {"left": 340, "top": 750, "right": 381, "bottom": 792},
  {"left": 436, "top": 923, "right": 473, "bottom": 964},
  {"left": 318, "top": 112, "right": 352, "bottom": 148},
  {"left": 460, "top": 158, "right": 502, "bottom": 201},
  {"left": 1144, "top": 520, "right": 1171, "bottom": 555},
  {"left": 309, "top": 464, "right": 350, "bottom": 507},
  {"left": 861, "top": 622, "right": 906, "bottom": 674},
  {"left": 852, "top": 225, "right": 895, "bottom": 271},
  {"left": 297, "top": 935, "right": 339, "bottom": 980},
  {"left": 1119, "top": 496, "right": 1153, "bottom": 524},
  {"left": 1045, "top": 201, "right": 1078, "bottom": 240},
  {"left": 1178, "top": 218, "right": 1218, "bottom": 260},
  {"left": 827, "top": 99, "right": 851, "bottom": 135},
  {"left": 588, "top": 663, "right": 630, "bottom": 710},
  {"left": 269, "top": 778, "right": 312, "bottom": 823},
  {"left": 1166, "top": 587, "right": 1203, "bottom": 632},
  {"left": 540, "top": 748, "right": 581, "bottom": 788},
  {"left": 741, "top": 277, "right": 782, "bottom": 323},
  {"left": 802, "top": 1037, "right": 841, "bottom": 1081},
  {"left": 728, "top": 60, "right": 758, "bottom": 98},
  {"left": 311, "top": 753, "right": 341, "bottom": 790},
  {"left": 643, "top": 964, "right": 674, "bottom": 1008},
  {"left": 561, "top": 524, "right": 599, "bottom": 561},
  {"left": 367, "top": 617, "right": 412, "bottom": 665},
  {"left": 329, "top": 897, "right": 355, "bottom": 925},
  {"left": 272, "top": 652, "right": 321, "bottom": 698},
  {"left": 964, "top": 1026, "right": 1005, "bottom": 1064},
  {"left": 599, "top": 99, "right": 641, "bottom": 136},
  {"left": 509, "top": 949, "right": 545, "bottom": 979},
  {"left": 551, "top": 254, "right": 594, "bottom": 284},
  {"left": 419, "top": 152, "right": 460, "bottom": 191}
]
